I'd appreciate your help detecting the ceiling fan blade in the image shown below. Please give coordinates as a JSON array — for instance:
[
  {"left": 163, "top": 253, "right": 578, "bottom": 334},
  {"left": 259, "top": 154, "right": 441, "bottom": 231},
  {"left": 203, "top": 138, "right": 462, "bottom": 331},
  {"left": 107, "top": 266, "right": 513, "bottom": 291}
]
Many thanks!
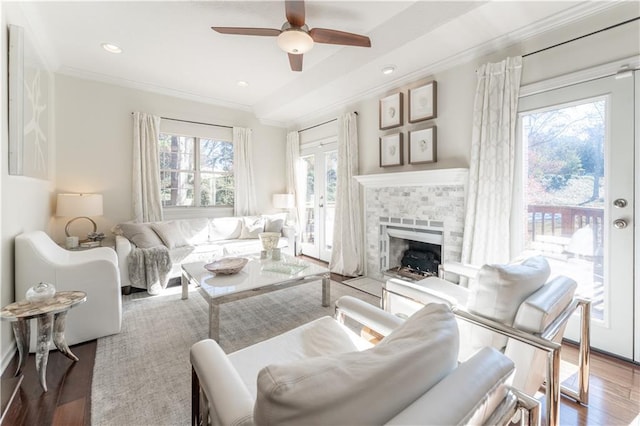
[
  {"left": 309, "top": 28, "right": 371, "bottom": 47},
  {"left": 211, "top": 27, "right": 281, "bottom": 37},
  {"left": 285, "top": 0, "right": 305, "bottom": 27},
  {"left": 288, "top": 53, "right": 303, "bottom": 72}
]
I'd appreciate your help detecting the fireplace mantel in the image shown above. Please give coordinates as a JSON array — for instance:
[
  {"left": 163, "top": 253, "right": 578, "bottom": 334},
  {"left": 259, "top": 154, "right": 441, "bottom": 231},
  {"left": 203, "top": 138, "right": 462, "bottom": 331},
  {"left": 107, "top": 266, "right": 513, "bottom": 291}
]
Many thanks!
[{"left": 353, "top": 168, "right": 468, "bottom": 188}]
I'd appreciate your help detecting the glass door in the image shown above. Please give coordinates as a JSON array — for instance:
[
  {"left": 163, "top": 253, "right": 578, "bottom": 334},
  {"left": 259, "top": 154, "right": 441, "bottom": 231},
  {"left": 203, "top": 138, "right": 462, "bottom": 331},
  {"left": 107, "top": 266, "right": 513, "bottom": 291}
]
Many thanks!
[
  {"left": 516, "top": 74, "right": 635, "bottom": 359},
  {"left": 300, "top": 140, "right": 338, "bottom": 262}
]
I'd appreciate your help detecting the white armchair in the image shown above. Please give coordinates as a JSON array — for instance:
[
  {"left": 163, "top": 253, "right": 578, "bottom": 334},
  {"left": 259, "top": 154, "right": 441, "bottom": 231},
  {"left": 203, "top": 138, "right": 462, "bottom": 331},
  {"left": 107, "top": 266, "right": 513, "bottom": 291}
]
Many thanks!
[
  {"left": 15, "top": 231, "right": 122, "bottom": 348},
  {"left": 190, "top": 296, "right": 540, "bottom": 426},
  {"left": 383, "top": 255, "right": 591, "bottom": 426}
]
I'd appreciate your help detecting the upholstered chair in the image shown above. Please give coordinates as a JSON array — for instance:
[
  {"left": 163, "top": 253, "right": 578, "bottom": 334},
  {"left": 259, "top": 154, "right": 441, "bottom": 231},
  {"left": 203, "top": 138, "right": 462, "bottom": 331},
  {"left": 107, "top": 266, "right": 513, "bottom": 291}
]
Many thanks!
[
  {"left": 190, "top": 296, "right": 540, "bottom": 426},
  {"left": 383, "top": 255, "right": 591, "bottom": 426},
  {"left": 15, "top": 231, "right": 122, "bottom": 348}
]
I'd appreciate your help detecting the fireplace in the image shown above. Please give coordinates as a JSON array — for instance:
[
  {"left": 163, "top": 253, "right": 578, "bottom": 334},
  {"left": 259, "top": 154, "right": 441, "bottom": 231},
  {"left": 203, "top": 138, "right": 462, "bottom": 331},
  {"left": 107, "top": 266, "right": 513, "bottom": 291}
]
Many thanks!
[
  {"left": 354, "top": 168, "right": 468, "bottom": 281},
  {"left": 380, "top": 222, "right": 444, "bottom": 281}
]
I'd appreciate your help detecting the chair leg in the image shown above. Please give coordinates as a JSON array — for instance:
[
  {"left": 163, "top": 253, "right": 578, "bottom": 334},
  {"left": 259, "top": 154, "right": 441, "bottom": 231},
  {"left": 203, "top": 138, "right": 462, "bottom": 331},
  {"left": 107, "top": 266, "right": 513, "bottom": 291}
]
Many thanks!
[
  {"left": 546, "top": 347, "right": 561, "bottom": 426},
  {"left": 560, "top": 298, "right": 591, "bottom": 405}
]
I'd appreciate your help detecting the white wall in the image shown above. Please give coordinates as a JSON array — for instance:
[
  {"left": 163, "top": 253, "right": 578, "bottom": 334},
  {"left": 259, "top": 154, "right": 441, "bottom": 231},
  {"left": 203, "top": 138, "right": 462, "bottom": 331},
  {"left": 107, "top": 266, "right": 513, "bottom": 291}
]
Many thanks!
[
  {"left": 51, "top": 75, "right": 287, "bottom": 243},
  {"left": 1, "top": 3, "right": 56, "bottom": 369},
  {"left": 293, "top": 2, "right": 639, "bottom": 176}
]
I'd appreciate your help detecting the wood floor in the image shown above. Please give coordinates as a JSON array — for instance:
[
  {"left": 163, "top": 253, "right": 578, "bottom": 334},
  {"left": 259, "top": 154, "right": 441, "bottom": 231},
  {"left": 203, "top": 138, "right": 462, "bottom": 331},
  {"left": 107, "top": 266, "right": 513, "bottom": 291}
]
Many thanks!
[{"left": 2, "top": 277, "right": 638, "bottom": 425}]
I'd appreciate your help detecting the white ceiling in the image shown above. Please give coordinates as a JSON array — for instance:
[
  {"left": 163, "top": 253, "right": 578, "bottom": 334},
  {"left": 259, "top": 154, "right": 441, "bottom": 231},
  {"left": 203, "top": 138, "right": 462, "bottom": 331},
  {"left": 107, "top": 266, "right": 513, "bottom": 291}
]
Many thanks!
[{"left": 17, "top": 1, "right": 611, "bottom": 127}]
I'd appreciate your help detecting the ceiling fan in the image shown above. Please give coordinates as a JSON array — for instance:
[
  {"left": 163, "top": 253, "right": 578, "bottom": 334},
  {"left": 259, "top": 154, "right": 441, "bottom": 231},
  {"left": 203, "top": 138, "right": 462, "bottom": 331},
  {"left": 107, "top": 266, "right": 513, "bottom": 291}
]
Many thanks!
[{"left": 212, "top": 0, "right": 372, "bottom": 72}]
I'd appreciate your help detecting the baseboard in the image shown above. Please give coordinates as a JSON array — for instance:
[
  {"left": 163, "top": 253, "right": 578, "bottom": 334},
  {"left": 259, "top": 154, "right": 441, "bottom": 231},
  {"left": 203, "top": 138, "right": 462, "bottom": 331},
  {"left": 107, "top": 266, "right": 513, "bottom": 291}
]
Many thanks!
[{"left": 1, "top": 342, "right": 16, "bottom": 375}]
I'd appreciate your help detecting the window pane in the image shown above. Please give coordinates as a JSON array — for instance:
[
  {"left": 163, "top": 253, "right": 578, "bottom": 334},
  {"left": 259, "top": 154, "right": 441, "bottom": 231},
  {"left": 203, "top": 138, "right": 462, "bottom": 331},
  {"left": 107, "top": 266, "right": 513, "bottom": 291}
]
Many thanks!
[
  {"left": 160, "top": 171, "right": 194, "bottom": 207},
  {"left": 200, "top": 139, "right": 233, "bottom": 172},
  {"left": 522, "top": 98, "right": 606, "bottom": 320},
  {"left": 200, "top": 173, "right": 234, "bottom": 207},
  {"left": 159, "top": 134, "right": 194, "bottom": 170}
]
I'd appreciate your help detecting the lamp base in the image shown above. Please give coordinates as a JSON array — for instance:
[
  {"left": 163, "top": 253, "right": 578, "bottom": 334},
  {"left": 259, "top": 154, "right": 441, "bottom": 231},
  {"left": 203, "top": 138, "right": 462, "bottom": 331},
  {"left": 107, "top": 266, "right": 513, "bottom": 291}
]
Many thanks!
[{"left": 65, "top": 216, "right": 97, "bottom": 238}]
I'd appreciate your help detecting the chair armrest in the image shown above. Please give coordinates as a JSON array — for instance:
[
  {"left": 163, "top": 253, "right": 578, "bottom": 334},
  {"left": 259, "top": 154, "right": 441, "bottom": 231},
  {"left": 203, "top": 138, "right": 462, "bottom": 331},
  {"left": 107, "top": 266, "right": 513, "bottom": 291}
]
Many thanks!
[
  {"left": 190, "top": 339, "right": 254, "bottom": 426},
  {"left": 386, "top": 347, "right": 517, "bottom": 426},
  {"left": 439, "top": 262, "right": 481, "bottom": 279},
  {"left": 334, "top": 296, "right": 404, "bottom": 337}
]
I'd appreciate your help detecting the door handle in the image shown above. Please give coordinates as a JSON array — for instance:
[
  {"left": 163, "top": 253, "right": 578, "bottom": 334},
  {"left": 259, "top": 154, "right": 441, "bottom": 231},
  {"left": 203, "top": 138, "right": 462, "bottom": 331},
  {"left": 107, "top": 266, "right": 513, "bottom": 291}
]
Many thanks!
[{"left": 613, "top": 219, "right": 627, "bottom": 229}]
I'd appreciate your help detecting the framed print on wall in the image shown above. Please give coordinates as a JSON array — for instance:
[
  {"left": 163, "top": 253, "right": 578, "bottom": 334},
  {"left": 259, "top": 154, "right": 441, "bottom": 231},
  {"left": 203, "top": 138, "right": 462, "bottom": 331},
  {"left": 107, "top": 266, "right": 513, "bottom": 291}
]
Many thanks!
[
  {"left": 409, "top": 81, "right": 437, "bottom": 123},
  {"left": 408, "top": 126, "right": 437, "bottom": 164},
  {"left": 380, "top": 133, "right": 403, "bottom": 167},
  {"left": 379, "top": 92, "right": 403, "bottom": 130}
]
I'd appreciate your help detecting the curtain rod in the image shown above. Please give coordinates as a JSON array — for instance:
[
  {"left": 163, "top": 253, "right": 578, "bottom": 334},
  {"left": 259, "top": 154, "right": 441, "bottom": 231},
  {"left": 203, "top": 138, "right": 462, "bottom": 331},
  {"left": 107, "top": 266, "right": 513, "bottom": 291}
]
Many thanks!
[
  {"left": 523, "top": 16, "right": 639, "bottom": 58},
  {"left": 298, "top": 111, "right": 359, "bottom": 133},
  {"left": 131, "top": 113, "right": 233, "bottom": 129}
]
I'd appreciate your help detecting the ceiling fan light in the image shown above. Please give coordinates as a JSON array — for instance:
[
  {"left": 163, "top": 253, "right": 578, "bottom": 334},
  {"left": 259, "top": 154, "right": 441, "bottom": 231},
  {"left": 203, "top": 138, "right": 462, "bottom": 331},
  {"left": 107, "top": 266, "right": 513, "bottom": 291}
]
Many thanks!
[{"left": 277, "top": 29, "right": 313, "bottom": 54}]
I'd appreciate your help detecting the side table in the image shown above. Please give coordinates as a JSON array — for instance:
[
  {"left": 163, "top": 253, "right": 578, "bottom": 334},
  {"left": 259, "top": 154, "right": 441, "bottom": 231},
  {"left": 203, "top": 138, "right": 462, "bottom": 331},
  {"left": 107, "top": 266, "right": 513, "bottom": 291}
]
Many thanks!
[{"left": 0, "top": 291, "right": 86, "bottom": 392}]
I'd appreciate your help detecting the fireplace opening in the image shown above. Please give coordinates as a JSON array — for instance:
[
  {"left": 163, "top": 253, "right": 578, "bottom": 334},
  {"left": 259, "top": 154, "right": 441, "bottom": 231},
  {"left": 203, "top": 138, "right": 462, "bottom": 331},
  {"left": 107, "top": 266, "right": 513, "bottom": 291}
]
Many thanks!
[{"left": 381, "top": 223, "right": 443, "bottom": 281}]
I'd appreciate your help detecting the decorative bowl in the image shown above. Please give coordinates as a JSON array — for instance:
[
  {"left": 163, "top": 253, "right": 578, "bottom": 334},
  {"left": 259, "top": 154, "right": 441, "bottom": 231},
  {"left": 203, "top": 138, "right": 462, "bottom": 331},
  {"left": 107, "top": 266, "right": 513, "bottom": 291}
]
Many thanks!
[
  {"left": 204, "top": 257, "right": 248, "bottom": 275},
  {"left": 259, "top": 232, "right": 280, "bottom": 251}
]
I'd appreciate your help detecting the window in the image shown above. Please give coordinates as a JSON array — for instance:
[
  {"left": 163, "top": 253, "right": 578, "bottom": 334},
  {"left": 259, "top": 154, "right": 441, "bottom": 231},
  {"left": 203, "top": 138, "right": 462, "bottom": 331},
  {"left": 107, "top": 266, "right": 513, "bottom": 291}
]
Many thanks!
[{"left": 158, "top": 133, "right": 234, "bottom": 207}]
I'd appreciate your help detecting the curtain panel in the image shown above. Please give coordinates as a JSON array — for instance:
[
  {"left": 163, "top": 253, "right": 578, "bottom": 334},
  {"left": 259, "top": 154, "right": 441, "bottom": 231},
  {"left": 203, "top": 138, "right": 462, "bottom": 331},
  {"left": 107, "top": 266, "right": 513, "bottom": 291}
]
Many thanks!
[
  {"left": 233, "top": 127, "right": 257, "bottom": 216},
  {"left": 329, "top": 112, "right": 363, "bottom": 276},
  {"left": 461, "top": 56, "right": 523, "bottom": 269},
  {"left": 132, "top": 112, "right": 163, "bottom": 223},
  {"left": 285, "top": 131, "right": 304, "bottom": 239}
]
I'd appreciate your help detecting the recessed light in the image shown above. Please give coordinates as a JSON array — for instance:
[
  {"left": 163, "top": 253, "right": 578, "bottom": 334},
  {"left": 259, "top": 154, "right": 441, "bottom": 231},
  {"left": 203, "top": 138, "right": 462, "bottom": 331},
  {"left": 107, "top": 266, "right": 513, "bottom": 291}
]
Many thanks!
[
  {"left": 237, "top": 81, "right": 249, "bottom": 87},
  {"left": 101, "top": 43, "right": 122, "bottom": 54},
  {"left": 381, "top": 65, "right": 396, "bottom": 75}
]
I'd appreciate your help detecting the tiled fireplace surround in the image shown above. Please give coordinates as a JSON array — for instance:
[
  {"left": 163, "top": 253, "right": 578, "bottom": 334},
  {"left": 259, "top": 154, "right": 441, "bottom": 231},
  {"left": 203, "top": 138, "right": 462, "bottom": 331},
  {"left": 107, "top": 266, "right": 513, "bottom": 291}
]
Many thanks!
[{"left": 354, "top": 168, "right": 469, "bottom": 281}]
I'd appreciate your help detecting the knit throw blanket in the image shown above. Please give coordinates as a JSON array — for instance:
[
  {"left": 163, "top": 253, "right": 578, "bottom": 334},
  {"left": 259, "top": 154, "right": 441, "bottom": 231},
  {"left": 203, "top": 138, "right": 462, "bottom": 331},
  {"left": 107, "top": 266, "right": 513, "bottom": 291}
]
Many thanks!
[{"left": 128, "top": 246, "right": 172, "bottom": 295}]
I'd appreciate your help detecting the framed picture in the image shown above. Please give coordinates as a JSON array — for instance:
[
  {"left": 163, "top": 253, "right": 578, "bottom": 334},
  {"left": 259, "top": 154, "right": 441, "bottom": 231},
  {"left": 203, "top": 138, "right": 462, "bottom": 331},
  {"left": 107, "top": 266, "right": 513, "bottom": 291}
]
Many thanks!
[
  {"left": 409, "top": 126, "right": 437, "bottom": 164},
  {"left": 379, "top": 92, "right": 403, "bottom": 130},
  {"left": 8, "top": 24, "right": 52, "bottom": 179},
  {"left": 409, "top": 81, "right": 437, "bottom": 123},
  {"left": 379, "top": 133, "right": 403, "bottom": 167}
]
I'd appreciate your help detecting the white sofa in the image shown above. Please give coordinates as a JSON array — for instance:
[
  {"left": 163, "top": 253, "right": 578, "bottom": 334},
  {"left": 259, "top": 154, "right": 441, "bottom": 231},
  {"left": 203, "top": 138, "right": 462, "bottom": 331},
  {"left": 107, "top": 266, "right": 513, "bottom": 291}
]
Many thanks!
[
  {"left": 15, "top": 231, "right": 122, "bottom": 349},
  {"left": 114, "top": 214, "right": 295, "bottom": 292}
]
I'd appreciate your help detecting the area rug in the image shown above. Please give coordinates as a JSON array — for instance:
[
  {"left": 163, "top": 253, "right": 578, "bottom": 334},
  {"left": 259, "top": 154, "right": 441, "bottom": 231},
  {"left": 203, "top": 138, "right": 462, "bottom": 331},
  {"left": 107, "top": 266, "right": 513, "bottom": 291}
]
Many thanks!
[
  {"left": 91, "top": 281, "right": 378, "bottom": 426},
  {"left": 342, "top": 276, "right": 385, "bottom": 297}
]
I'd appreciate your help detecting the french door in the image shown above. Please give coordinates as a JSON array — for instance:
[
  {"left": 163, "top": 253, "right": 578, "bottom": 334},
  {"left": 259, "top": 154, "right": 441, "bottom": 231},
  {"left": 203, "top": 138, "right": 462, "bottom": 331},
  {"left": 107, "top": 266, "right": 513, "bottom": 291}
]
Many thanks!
[
  {"left": 516, "top": 73, "right": 635, "bottom": 359},
  {"left": 300, "top": 140, "right": 337, "bottom": 262}
]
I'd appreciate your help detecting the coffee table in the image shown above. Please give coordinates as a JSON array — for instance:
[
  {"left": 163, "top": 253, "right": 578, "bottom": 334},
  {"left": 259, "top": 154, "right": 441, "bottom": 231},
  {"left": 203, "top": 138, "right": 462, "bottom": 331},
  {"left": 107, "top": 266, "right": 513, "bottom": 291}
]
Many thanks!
[{"left": 181, "top": 254, "right": 330, "bottom": 341}]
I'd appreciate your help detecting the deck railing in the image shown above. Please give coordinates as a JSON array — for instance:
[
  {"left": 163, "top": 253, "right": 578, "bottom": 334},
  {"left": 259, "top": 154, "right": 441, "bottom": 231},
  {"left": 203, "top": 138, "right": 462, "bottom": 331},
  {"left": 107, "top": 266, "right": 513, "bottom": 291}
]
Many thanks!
[{"left": 527, "top": 204, "right": 604, "bottom": 255}]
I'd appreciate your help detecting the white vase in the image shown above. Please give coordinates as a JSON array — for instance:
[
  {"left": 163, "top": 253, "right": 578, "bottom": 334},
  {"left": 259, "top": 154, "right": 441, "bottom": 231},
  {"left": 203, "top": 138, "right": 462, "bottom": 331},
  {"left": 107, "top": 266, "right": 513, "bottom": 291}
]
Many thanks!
[{"left": 25, "top": 282, "right": 56, "bottom": 303}]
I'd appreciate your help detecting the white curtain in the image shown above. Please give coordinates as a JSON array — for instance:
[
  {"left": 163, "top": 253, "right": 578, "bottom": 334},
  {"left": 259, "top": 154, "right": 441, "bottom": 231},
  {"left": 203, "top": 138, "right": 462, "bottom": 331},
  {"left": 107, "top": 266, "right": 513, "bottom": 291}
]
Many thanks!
[
  {"left": 285, "top": 131, "right": 304, "bottom": 236},
  {"left": 461, "top": 56, "right": 523, "bottom": 268},
  {"left": 329, "top": 112, "right": 363, "bottom": 276},
  {"left": 233, "top": 127, "right": 257, "bottom": 216},
  {"left": 132, "top": 112, "right": 163, "bottom": 223}
]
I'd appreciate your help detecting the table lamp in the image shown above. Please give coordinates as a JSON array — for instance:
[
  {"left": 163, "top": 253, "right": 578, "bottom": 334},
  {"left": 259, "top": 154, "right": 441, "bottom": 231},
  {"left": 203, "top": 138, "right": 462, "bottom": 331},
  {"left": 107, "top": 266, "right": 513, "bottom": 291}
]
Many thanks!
[
  {"left": 56, "top": 193, "right": 103, "bottom": 245},
  {"left": 272, "top": 193, "right": 295, "bottom": 210}
]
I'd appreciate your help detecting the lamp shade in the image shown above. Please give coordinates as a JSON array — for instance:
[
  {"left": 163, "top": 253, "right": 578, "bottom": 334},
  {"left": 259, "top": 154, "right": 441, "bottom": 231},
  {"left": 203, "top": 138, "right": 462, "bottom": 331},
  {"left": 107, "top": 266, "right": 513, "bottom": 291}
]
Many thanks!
[
  {"left": 272, "top": 193, "right": 295, "bottom": 209},
  {"left": 56, "top": 193, "right": 103, "bottom": 217}
]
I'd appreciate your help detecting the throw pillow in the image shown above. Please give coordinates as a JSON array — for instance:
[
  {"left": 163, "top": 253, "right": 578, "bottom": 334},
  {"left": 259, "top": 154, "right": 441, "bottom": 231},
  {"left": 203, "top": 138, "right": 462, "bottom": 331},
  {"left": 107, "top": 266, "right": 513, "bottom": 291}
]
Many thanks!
[
  {"left": 262, "top": 213, "right": 287, "bottom": 234},
  {"left": 253, "top": 303, "right": 459, "bottom": 426},
  {"left": 119, "top": 223, "right": 164, "bottom": 249},
  {"left": 239, "top": 217, "right": 264, "bottom": 239},
  {"left": 151, "top": 221, "right": 189, "bottom": 249},
  {"left": 466, "top": 255, "right": 550, "bottom": 351}
]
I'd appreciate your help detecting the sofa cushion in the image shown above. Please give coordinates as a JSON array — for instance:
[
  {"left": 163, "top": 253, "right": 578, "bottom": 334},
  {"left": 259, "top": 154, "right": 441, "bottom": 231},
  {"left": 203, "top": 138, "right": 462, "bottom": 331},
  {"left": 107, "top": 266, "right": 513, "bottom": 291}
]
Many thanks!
[
  {"left": 253, "top": 303, "right": 458, "bottom": 426},
  {"left": 119, "top": 223, "right": 163, "bottom": 248},
  {"left": 210, "top": 217, "right": 242, "bottom": 241},
  {"left": 177, "top": 218, "right": 209, "bottom": 245},
  {"left": 239, "top": 217, "right": 264, "bottom": 239},
  {"left": 151, "top": 221, "right": 189, "bottom": 249},
  {"left": 262, "top": 213, "right": 287, "bottom": 234},
  {"left": 467, "top": 255, "right": 550, "bottom": 351}
]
